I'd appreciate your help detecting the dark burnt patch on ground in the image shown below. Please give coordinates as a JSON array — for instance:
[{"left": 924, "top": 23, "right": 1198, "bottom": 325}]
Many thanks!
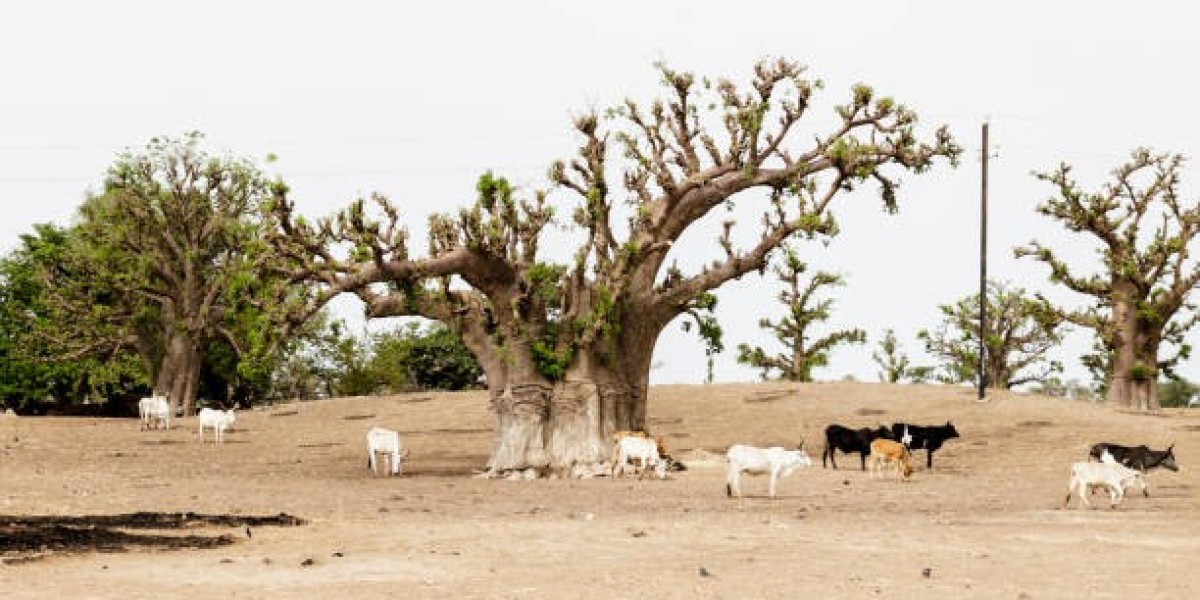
[{"left": 0, "top": 512, "right": 305, "bottom": 564}]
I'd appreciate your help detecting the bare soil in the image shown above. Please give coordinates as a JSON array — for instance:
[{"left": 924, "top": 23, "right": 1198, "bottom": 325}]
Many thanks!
[{"left": 1, "top": 382, "right": 1197, "bottom": 599}]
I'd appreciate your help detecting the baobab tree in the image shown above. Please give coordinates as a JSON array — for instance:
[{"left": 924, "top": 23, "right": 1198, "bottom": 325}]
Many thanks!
[
  {"left": 32, "top": 134, "right": 282, "bottom": 416},
  {"left": 918, "top": 281, "right": 1065, "bottom": 389},
  {"left": 271, "top": 58, "right": 959, "bottom": 476},
  {"left": 735, "top": 247, "right": 865, "bottom": 381},
  {"left": 1016, "top": 149, "right": 1200, "bottom": 410}
]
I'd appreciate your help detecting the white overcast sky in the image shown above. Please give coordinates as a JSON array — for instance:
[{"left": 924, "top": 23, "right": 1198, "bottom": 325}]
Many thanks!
[{"left": 3, "top": 1, "right": 1199, "bottom": 387}]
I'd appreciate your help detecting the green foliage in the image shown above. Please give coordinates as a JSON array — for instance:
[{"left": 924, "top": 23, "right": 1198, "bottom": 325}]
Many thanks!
[
  {"left": 24, "top": 133, "right": 285, "bottom": 411},
  {"left": 679, "top": 293, "right": 724, "bottom": 383},
  {"left": 371, "top": 323, "right": 484, "bottom": 391},
  {"left": 1158, "top": 376, "right": 1197, "bottom": 408},
  {"left": 531, "top": 340, "right": 573, "bottom": 381},
  {"left": 1129, "top": 362, "right": 1156, "bottom": 382},
  {"left": 527, "top": 262, "right": 566, "bottom": 308},
  {"left": 0, "top": 224, "right": 147, "bottom": 411},
  {"left": 871, "top": 328, "right": 930, "bottom": 384},
  {"left": 736, "top": 250, "right": 863, "bottom": 382},
  {"left": 1031, "top": 377, "right": 1098, "bottom": 401},
  {"left": 919, "top": 281, "right": 1065, "bottom": 389}
]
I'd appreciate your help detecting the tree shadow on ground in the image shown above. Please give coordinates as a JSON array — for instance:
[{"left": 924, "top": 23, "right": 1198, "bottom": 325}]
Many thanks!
[{"left": 0, "top": 512, "right": 305, "bottom": 564}]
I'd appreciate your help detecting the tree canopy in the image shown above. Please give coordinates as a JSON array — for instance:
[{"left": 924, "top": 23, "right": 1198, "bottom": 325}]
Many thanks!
[
  {"left": 268, "top": 57, "right": 959, "bottom": 477},
  {"left": 918, "top": 281, "right": 1065, "bottom": 389},
  {"left": 28, "top": 133, "right": 286, "bottom": 414},
  {"left": 1016, "top": 149, "right": 1200, "bottom": 410}
]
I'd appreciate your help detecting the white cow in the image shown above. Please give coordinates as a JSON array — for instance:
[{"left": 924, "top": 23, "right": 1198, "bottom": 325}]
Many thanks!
[
  {"left": 1062, "top": 460, "right": 1148, "bottom": 509},
  {"left": 610, "top": 435, "right": 668, "bottom": 480},
  {"left": 725, "top": 444, "right": 813, "bottom": 499},
  {"left": 197, "top": 407, "right": 237, "bottom": 443},
  {"left": 367, "top": 426, "right": 404, "bottom": 476},
  {"left": 138, "top": 395, "right": 170, "bottom": 430}
]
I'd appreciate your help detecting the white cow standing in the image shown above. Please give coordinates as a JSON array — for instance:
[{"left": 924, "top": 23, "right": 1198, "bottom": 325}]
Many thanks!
[
  {"left": 197, "top": 407, "right": 237, "bottom": 443},
  {"left": 138, "top": 395, "right": 170, "bottom": 430},
  {"left": 725, "top": 443, "right": 813, "bottom": 499},
  {"left": 367, "top": 426, "right": 404, "bottom": 476}
]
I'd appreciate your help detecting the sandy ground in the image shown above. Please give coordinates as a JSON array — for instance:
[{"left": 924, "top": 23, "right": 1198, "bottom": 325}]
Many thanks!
[{"left": 0, "top": 382, "right": 1197, "bottom": 599}]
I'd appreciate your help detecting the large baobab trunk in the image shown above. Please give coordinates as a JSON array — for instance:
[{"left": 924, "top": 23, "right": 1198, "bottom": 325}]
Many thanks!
[
  {"left": 156, "top": 332, "right": 203, "bottom": 417},
  {"left": 484, "top": 381, "right": 551, "bottom": 476},
  {"left": 544, "top": 338, "right": 655, "bottom": 477},
  {"left": 457, "top": 324, "right": 553, "bottom": 478},
  {"left": 1106, "top": 297, "right": 1161, "bottom": 411}
]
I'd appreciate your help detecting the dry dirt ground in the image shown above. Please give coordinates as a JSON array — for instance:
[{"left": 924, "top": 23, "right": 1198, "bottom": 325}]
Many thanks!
[{"left": 1, "top": 382, "right": 1198, "bottom": 599}]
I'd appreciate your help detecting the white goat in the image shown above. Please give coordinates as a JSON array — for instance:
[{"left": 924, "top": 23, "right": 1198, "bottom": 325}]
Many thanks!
[
  {"left": 1, "top": 408, "right": 18, "bottom": 444},
  {"left": 725, "top": 444, "right": 813, "bottom": 499},
  {"left": 610, "top": 435, "right": 668, "bottom": 480},
  {"left": 138, "top": 395, "right": 170, "bottom": 430},
  {"left": 367, "top": 426, "right": 404, "bottom": 476},
  {"left": 1062, "top": 460, "right": 1148, "bottom": 509},
  {"left": 197, "top": 407, "right": 237, "bottom": 443}
]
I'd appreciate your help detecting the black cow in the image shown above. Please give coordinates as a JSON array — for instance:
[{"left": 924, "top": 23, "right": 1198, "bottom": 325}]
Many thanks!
[
  {"left": 1088, "top": 442, "right": 1179, "bottom": 472},
  {"left": 822, "top": 424, "right": 893, "bottom": 470},
  {"left": 891, "top": 421, "right": 960, "bottom": 469}
]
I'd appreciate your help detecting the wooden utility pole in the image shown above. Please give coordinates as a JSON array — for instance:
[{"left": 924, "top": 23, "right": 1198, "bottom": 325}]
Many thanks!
[{"left": 978, "top": 121, "right": 989, "bottom": 401}]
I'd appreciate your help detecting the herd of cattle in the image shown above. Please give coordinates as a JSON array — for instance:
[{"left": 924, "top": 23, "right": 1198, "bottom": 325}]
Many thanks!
[
  {"left": 607, "top": 419, "right": 1180, "bottom": 510},
  {"left": 134, "top": 394, "right": 1180, "bottom": 509}
]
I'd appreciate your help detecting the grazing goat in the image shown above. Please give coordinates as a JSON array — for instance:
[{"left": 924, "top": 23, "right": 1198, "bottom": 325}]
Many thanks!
[
  {"left": 1088, "top": 442, "right": 1179, "bottom": 472},
  {"left": 822, "top": 424, "right": 892, "bottom": 470},
  {"left": 138, "top": 395, "right": 170, "bottom": 430},
  {"left": 610, "top": 430, "right": 684, "bottom": 474},
  {"left": 1062, "top": 461, "right": 1148, "bottom": 509},
  {"left": 868, "top": 438, "right": 914, "bottom": 481},
  {"left": 197, "top": 407, "right": 237, "bottom": 443},
  {"left": 725, "top": 443, "right": 813, "bottom": 499},
  {"left": 367, "top": 426, "right": 404, "bottom": 476},
  {"left": 610, "top": 435, "right": 668, "bottom": 480},
  {"left": 890, "top": 421, "right": 960, "bottom": 468}
]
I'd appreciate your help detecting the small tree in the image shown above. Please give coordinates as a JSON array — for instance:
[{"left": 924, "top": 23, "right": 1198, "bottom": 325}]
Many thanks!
[
  {"left": 918, "top": 281, "right": 1065, "bottom": 389},
  {"left": 736, "top": 248, "right": 864, "bottom": 381},
  {"left": 871, "top": 328, "right": 931, "bottom": 383},
  {"left": 1031, "top": 377, "right": 1097, "bottom": 401},
  {"left": 1157, "top": 376, "right": 1197, "bottom": 408}
]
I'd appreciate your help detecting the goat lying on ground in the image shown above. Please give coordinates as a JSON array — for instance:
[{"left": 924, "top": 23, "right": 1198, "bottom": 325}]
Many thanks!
[
  {"left": 725, "top": 443, "right": 813, "bottom": 499},
  {"left": 868, "top": 438, "right": 914, "bottom": 481},
  {"left": 139, "top": 395, "right": 170, "bottom": 430},
  {"left": 367, "top": 426, "right": 404, "bottom": 476},
  {"left": 610, "top": 434, "right": 668, "bottom": 480},
  {"left": 197, "top": 407, "right": 237, "bottom": 444},
  {"left": 1088, "top": 442, "right": 1179, "bottom": 472},
  {"left": 822, "top": 424, "right": 892, "bottom": 470},
  {"left": 1062, "top": 460, "right": 1148, "bottom": 509}
]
